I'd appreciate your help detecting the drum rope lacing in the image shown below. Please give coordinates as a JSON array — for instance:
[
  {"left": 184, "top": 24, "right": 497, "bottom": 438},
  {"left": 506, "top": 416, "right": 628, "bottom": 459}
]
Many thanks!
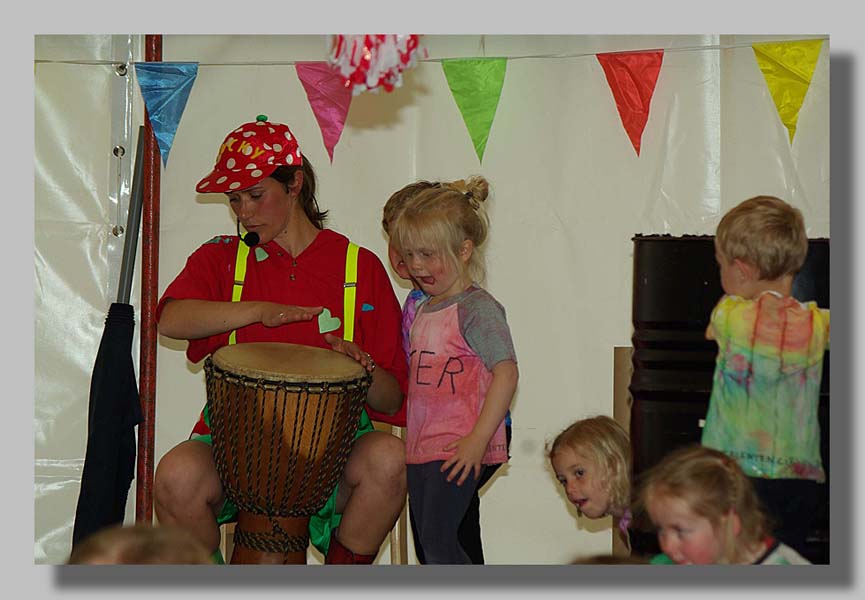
[
  {"left": 205, "top": 358, "right": 368, "bottom": 555},
  {"left": 233, "top": 520, "right": 309, "bottom": 554}
]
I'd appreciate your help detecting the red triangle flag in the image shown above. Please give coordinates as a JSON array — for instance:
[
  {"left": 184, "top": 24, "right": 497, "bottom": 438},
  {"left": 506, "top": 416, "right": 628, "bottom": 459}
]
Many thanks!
[
  {"left": 596, "top": 50, "right": 664, "bottom": 156},
  {"left": 296, "top": 62, "right": 353, "bottom": 162}
]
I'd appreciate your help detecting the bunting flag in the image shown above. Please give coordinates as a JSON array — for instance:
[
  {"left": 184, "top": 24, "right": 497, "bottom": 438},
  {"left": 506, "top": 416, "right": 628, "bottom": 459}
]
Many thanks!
[
  {"left": 752, "top": 39, "right": 823, "bottom": 144},
  {"left": 295, "top": 62, "right": 353, "bottom": 163},
  {"left": 596, "top": 50, "right": 664, "bottom": 156},
  {"left": 442, "top": 58, "right": 507, "bottom": 163},
  {"left": 134, "top": 62, "right": 198, "bottom": 167}
]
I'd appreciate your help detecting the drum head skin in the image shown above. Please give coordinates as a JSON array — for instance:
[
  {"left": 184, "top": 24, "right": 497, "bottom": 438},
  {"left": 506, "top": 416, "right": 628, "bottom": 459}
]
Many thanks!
[{"left": 211, "top": 342, "right": 366, "bottom": 383}]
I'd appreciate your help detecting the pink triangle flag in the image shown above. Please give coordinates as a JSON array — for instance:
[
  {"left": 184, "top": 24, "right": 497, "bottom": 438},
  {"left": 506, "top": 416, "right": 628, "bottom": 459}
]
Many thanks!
[
  {"left": 596, "top": 50, "right": 664, "bottom": 156},
  {"left": 296, "top": 62, "right": 353, "bottom": 162}
]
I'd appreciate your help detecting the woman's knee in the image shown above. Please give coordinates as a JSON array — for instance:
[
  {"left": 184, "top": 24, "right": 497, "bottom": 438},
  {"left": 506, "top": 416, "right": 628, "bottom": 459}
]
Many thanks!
[
  {"left": 371, "top": 434, "right": 406, "bottom": 486},
  {"left": 154, "top": 441, "right": 219, "bottom": 507},
  {"left": 352, "top": 432, "right": 406, "bottom": 490}
]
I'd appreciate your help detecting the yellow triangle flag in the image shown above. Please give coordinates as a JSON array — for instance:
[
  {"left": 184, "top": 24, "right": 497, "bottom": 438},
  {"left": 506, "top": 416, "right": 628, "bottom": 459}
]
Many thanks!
[{"left": 752, "top": 39, "right": 823, "bottom": 144}]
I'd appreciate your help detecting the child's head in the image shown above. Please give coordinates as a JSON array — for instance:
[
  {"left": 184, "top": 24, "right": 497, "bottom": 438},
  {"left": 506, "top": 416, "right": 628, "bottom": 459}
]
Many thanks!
[
  {"left": 67, "top": 523, "right": 213, "bottom": 564},
  {"left": 548, "top": 415, "right": 631, "bottom": 519},
  {"left": 637, "top": 444, "right": 769, "bottom": 565},
  {"left": 382, "top": 180, "right": 441, "bottom": 281},
  {"left": 390, "top": 176, "right": 491, "bottom": 294},
  {"left": 715, "top": 195, "right": 808, "bottom": 287},
  {"left": 382, "top": 180, "right": 442, "bottom": 236}
]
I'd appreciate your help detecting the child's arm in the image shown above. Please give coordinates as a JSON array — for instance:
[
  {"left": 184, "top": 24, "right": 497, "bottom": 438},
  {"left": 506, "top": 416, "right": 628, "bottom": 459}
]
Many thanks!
[
  {"left": 441, "top": 359, "right": 518, "bottom": 486},
  {"left": 706, "top": 295, "right": 734, "bottom": 341},
  {"left": 822, "top": 308, "right": 830, "bottom": 349}
]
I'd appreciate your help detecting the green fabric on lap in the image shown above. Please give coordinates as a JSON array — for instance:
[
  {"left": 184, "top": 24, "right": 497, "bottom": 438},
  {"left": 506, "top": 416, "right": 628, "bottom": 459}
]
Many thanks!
[{"left": 193, "top": 408, "right": 375, "bottom": 555}]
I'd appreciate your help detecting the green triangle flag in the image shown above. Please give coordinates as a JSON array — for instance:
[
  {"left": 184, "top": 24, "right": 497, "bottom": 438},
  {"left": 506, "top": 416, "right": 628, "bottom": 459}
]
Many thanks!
[
  {"left": 752, "top": 39, "right": 823, "bottom": 144},
  {"left": 442, "top": 58, "right": 507, "bottom": 163}
]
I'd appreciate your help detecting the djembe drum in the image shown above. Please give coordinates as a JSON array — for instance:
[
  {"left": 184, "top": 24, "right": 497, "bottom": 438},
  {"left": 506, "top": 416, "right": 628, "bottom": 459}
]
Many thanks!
[{"left": 204, "top": 342, "right": 370, "bottom": 564}]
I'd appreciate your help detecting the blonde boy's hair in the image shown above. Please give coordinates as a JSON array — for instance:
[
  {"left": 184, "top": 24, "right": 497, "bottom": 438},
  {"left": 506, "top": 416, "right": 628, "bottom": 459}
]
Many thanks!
[
  {"left": 548, "top": 415, "right": 632, "bottom": 516},
  {"left": 67, "top": 524, "right": 213, "bottom": 564},
  {"left": 636, "top": 444, "right": 770, "bottom": 564},
  {"left": 390, "top": 176, "right": 491, "bottom": 284},
  {"left": 715, "top": 195, "right": 808, "bottom": 280}
]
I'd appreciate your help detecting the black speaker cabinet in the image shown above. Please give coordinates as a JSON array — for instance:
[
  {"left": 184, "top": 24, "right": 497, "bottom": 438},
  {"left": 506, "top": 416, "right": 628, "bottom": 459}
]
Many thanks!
[{"left": 628, "top": 235, "right": 829, "bottom": 563}]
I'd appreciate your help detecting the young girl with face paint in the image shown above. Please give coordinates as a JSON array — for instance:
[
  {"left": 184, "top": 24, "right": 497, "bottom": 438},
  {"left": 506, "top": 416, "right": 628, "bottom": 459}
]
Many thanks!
[
  {"left": 383, "top": 178, "right": 513, "bottom": 565},
  {"left": 638, "top": 444, "right": 810, "bottom": 565},
  {"left": 389, "top": 176, "right": 518, "bottom": 564}
]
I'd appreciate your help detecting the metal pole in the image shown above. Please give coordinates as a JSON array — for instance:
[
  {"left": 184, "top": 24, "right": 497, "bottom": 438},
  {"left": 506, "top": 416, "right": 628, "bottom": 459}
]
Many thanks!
[
  {"left": 136, "top": 33, "right": 162, "bottom": 524},
  {"left": 117, "top": 126, "right": 145, "bottom": 305}
]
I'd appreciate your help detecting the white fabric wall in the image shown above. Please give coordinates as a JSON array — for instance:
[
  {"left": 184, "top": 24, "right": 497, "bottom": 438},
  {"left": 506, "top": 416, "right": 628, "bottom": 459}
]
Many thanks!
[
  {"left": 35, "top": 34, "right": 143, "bottom": 563},
  {"left": 34, "top": 34, "right": 829, "bottom": 565}
]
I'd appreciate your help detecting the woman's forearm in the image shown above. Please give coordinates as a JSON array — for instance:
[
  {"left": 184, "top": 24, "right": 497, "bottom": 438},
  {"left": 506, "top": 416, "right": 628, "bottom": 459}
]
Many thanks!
[
  {"left": 365, "top": 367, "right": 404, "bottom": 415},
  {"left": 157, "top": 298, "right": 264, "bottom": 340}
]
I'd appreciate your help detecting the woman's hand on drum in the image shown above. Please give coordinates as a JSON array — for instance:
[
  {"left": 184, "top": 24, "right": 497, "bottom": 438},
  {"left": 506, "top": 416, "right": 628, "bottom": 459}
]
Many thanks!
[
  {"left": 323, "top": 333, "right": 376, "bottom": 373},
  {"left": 440, "top": 433, "right": 486, "bottom": 486},
  {"left": 261, "top": 303, "right": 323, "bottom": 327}
]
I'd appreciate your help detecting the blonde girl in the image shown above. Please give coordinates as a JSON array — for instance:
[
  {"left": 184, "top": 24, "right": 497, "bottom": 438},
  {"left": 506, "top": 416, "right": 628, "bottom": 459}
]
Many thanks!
[
  {"left": 549, "top": 415, "right": 632, "bottom": 553},
  {"left": 637, "top": 444, "right": 810, "bottom": 564},
  {"left": 390, "top": 176, "right": 518, "bottom": 564}
]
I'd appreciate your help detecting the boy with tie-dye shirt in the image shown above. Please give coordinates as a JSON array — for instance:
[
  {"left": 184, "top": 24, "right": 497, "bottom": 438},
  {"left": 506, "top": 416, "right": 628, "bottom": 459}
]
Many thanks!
[{"left": 702, "top": 195, "right": 830, "bottom": 558}]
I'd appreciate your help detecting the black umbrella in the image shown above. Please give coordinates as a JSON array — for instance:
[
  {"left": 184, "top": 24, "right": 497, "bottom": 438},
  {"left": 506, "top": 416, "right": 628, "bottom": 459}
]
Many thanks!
[{"left": 71, "top": 127, "right": 146, "bottom": 547}]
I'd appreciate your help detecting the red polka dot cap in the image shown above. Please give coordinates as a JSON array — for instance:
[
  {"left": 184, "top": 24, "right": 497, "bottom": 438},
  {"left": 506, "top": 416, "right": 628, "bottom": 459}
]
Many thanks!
[{"left": 195, "top": 115, "right": 303, "bottom": 193}]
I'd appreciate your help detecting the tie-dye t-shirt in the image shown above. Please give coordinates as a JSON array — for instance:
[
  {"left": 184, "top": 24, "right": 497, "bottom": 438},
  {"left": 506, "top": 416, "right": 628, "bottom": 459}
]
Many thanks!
[
  {"left": 701, "top": 292, "right": 830, "bottom": 481},
  {"left": 405, "top": 285, "right": 516, "bottom": 465}
]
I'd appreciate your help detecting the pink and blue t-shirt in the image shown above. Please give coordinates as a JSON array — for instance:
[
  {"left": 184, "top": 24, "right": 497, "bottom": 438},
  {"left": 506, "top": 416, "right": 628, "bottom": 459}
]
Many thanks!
[{"left": 404, "top": 285, "right": 516, "bottom": 466}]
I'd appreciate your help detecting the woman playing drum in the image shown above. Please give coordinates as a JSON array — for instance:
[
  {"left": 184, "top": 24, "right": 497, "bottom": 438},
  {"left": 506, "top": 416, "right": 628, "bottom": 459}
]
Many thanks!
[{"left": 154, "top": 115, "right": 407, "bottom": 564}]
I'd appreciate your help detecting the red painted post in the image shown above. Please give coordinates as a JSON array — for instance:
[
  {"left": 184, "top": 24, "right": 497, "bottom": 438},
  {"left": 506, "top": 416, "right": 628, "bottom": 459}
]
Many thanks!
[{"left": 136, "top": 33, "right": 162, "bottom": 523}]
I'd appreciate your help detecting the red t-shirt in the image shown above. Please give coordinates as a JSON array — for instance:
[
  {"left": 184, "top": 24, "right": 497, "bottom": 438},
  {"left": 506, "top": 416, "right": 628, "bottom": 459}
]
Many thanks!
[{"left": 157, "top": 229, "right": 407, "bottom": 426}]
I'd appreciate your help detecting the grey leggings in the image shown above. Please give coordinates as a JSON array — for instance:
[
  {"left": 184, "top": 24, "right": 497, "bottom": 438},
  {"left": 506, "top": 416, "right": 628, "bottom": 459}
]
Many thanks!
[{"left": 407, "top": 461, "right": 498, "bottom": 564}]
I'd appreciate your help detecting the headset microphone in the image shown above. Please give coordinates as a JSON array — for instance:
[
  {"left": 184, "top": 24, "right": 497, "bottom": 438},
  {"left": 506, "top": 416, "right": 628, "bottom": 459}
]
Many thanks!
[{"left": 237, "top": 220, "right": 260, "bottom": 247}]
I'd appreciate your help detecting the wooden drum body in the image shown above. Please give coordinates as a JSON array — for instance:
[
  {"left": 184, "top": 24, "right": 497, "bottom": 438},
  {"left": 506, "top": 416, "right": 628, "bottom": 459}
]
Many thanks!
[{"left": 204, "top": 342, "right": 370, "bottom": 564}]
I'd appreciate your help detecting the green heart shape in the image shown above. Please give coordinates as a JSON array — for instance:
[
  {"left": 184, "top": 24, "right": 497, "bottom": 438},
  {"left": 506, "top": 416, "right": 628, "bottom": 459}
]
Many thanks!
[{"left": 317, "top": 308, "right": 341, "bottom": 334}]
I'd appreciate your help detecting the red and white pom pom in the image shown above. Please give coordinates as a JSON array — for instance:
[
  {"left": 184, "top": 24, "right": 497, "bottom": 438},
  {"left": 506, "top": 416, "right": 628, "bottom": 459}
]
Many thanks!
[{"left": 329, "top": 34, "right": 425, "bottom": 96}]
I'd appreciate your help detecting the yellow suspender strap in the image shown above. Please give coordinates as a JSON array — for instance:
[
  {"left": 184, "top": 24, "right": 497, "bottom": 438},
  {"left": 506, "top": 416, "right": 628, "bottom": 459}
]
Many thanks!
[
  {"left": 227, "top": 240, "right": 358, "bottom": 344},
  {"left": 228, "top": 241, "right": 251, "bottom": 345},
  {"left": 343, "top": 242, "right": 359, "bottom": 342}
]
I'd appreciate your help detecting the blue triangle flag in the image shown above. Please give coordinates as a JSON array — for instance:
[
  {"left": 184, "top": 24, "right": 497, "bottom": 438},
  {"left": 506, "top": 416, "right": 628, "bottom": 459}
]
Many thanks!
[{"left": 134, "top": 62, "right": 198, "bottom": 167}]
